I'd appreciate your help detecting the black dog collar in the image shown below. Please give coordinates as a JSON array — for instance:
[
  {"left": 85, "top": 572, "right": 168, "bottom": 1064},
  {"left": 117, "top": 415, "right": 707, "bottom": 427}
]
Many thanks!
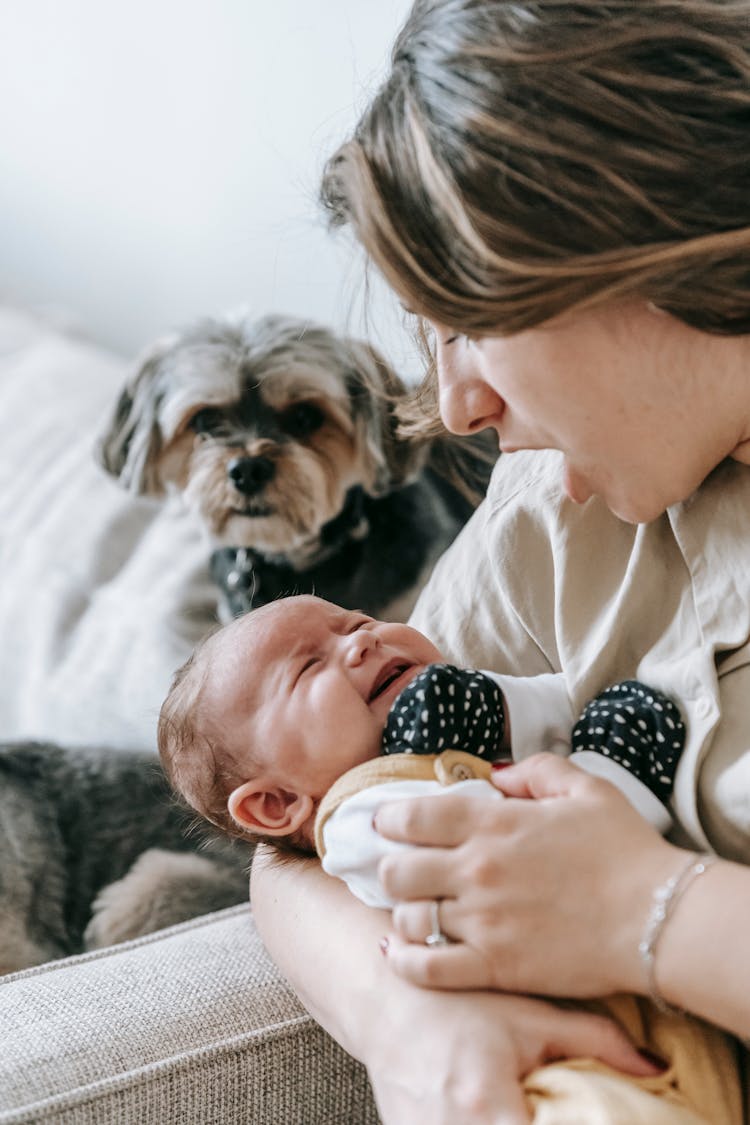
[{"left": 211, "top": 486, "right": 370, "bottom": 613}]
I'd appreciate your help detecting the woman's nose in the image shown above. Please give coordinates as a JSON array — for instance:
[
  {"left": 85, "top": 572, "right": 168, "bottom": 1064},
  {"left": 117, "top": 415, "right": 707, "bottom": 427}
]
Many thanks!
[{"left": 436, "top": 354, "right": 504, "bottom": 437}]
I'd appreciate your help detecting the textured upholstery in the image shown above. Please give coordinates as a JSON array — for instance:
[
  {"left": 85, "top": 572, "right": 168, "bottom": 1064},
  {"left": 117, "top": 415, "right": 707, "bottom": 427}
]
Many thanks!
[{"left": 0, "top": 906, "right": 379, "bottom": 1124}]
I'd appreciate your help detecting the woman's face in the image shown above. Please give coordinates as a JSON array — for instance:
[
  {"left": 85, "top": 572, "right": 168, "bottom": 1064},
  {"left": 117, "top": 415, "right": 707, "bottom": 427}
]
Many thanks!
[{"left": 431, "top": 299, "right": 736, "bottom": 524}]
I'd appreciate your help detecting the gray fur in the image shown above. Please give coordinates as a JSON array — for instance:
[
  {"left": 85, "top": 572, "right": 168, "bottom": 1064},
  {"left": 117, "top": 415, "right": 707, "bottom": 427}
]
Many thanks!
[
  {"left": 97, "top": 314, "right": 426, "bottom": 497},
  {"left": 0, "top": 742, "right": 253, "bottom": 974}
]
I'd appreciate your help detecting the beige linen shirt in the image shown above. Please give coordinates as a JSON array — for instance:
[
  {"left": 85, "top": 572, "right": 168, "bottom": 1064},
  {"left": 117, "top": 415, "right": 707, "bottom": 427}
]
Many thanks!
[{"left": 410, "top": 449, "right": 750, "bottom": 861}]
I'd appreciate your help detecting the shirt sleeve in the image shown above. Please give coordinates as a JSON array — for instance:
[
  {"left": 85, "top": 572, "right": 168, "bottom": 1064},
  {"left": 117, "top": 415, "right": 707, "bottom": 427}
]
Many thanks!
[
  {"left": 569, "top": 750, "right": 672, "bottom": 833},
  {"left": 481, "top": 670, "right": 574, "bottom": 759},
  {"left": 482, "top": 670, "right": 673, "bottom": 833}
]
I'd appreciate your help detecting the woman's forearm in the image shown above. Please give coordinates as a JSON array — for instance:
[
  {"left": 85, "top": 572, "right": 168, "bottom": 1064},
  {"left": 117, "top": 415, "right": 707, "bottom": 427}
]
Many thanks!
[
  {"left": 654, "top": 856, "right": 750, "bottom": 1037},
  {"left": 250, "top": 846, "right": 393, "bottom": 1058},
  {"left": 250, "top": 847, "right": 661, "bottom": 1125}
]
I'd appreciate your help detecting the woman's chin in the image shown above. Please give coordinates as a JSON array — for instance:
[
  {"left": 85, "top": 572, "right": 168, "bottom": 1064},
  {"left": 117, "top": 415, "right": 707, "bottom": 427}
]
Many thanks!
[{"left": 605, "top": 491, "right": 673, "bottom": 525}]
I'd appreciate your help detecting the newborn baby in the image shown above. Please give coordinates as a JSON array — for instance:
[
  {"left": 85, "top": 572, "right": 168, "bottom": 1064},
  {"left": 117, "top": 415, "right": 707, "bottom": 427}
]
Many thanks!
[{"left": 157, "top": 595, "right": 684, "bottom": 906}]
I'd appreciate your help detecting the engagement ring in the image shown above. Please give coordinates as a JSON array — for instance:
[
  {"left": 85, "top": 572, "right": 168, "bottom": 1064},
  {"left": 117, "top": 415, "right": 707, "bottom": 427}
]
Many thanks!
[{"left": 424, "top": 899, "right": 450, "bottom": 946}]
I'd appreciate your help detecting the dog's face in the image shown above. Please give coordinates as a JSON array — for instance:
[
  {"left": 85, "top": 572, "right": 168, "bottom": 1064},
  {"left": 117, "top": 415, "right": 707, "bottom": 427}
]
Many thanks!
[{"left": 99, "top": 315, "right": 425, "bottom": 554}]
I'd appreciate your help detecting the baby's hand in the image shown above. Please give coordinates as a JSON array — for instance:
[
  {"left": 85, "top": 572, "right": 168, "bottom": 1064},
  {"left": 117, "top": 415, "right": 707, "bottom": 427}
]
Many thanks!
[{"left": 382, "top": 664, "right": 505, "bottom": 760}]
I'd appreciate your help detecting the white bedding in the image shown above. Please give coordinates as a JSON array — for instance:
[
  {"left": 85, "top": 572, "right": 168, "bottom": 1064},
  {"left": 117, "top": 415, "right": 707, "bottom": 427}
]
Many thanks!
[{"left": 0, "top": 305, "right": 215, "bottom": 750}]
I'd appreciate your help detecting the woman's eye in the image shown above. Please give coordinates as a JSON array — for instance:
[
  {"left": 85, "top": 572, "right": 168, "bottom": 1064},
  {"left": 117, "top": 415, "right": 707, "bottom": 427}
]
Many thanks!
[
  {"left": 188, "top": 407, "right": 224, "bottom": 435},
  {"left": 278, "top": 401, "right": 324, "bottom": 439},
  {"left": 444, "top": 333, "right": 477, "bottom": 348}
]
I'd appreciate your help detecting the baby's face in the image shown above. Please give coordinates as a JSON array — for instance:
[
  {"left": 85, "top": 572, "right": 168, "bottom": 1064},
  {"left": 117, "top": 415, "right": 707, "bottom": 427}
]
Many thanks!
[{"left": 203, "top": 595, "right": 443, "bottom": 799}]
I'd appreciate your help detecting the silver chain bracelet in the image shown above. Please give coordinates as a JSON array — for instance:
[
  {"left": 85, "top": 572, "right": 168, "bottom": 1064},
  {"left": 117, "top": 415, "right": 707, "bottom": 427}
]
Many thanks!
[{"left": 638, "top": 853, "right": 716, "bottom": 1014}]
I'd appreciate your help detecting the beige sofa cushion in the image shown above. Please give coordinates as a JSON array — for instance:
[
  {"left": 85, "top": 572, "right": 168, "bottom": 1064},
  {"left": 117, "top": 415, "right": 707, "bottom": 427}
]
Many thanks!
[{"left": 0, "top": 904, "right": 379, "bottom": 1124}]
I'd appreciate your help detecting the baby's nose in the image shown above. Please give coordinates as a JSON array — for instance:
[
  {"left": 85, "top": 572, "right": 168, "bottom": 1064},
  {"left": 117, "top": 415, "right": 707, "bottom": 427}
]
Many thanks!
[{"left": 343, "top": 629, "right": 377, "bottom": 665}]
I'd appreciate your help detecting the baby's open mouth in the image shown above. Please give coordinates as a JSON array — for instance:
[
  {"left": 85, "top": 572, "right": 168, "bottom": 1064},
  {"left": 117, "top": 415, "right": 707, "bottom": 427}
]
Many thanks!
[{"left": 369, "top": 663, "right": 410, "bottom": 703}]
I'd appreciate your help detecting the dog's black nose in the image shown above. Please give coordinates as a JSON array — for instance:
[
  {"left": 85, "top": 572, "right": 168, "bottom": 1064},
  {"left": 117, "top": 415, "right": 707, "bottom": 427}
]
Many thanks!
[{"left": 228, "top": 456, "right": 275, "bottom": 495}]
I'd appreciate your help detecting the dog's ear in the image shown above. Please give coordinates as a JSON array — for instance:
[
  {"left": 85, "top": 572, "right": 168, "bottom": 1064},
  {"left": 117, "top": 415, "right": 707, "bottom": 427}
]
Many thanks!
[
  {"left": 227, "top": 781, "right": 314, "bottom": 838},
  {"left": 345, "top": 341, "right": 428, "bottom": 495},
  {"left": 97, "top": 337, "right": 176, "bottom": 495}
]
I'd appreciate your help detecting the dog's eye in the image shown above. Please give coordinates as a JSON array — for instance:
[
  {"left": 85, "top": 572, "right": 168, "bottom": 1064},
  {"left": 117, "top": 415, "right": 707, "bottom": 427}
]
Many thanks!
[
  {"left": 189, "top": 408, "right": 224, "bottom": 436},
  {"left": 278, "top": 402, "right": 324, "bottom": 439}
]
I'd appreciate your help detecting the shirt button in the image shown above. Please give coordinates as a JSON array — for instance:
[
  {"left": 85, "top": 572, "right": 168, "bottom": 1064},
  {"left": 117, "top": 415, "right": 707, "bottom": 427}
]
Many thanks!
[
  {"left": 694, "top": 697, "right": 711, "bottom": 719},
  {"left": 436, "top": 750, "right": 482, "bottom": 785}
]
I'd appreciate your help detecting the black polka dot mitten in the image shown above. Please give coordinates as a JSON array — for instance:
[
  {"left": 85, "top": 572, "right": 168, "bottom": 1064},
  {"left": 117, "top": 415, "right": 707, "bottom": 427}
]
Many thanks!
[
  {"left": 571, "top": 680, "right": 686, "bottom": 802},
  {"left": 382, "top": 663, "right": 506, "bottom": 761}
]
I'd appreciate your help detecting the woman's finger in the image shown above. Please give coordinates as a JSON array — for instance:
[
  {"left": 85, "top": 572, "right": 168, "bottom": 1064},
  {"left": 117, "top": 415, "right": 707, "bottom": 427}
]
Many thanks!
[
  {"left": 490, "top": 752, "right": 601, "bottom": 801},
  {"left": 383, "top": 930, "right": 494, "bottom": 990},
  {"left": 374, "top": 1065, "right": 531, "bottom": 1125},
  {"left": 379, "top": 846, "right": 462, "bottom": 901},
  {"left": 391, "top": 896, "right": 462, "bottom": 944},
  {"left": 374, "top": 791, "right": 498, "bottom": 845},
  {"left": 494, "top": 1084, "right": 532, "bottom": 1125},
  {"left": 540, "top": 1006, "right": 664, "bottom": 1079}
]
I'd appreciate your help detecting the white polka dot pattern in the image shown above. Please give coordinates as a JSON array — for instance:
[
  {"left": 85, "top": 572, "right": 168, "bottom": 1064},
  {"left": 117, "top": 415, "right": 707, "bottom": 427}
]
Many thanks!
[
  {"left": 382, "top": 664, "right": 505, "bottom": 760},
  {"left": 571, "top": 680, "right": 686, "bottom": 800}
]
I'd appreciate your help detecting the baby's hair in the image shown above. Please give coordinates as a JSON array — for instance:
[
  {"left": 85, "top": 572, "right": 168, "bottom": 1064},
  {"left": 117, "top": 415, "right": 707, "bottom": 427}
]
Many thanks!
[
  {"left": 322, "top": 0, "right": 750, "bottom": 433},
  {"left": 157, "top": 625, "right": 313, "bottom": 859}
]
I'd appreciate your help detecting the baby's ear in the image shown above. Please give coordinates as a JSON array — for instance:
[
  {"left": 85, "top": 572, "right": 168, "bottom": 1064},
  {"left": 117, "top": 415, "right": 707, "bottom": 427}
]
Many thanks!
[{"left": 227, "top": 781, "right": 314, "bottom": 837}]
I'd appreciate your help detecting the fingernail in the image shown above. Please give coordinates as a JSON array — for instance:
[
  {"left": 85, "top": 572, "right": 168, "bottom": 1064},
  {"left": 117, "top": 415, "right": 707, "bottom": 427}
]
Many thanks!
[
  {"left": 639, "top": 1048, "right": 669, "bottom": 1071},
  {"left": 379, "top": 937, "right": 389, "bottom": 956},
  {"left": 491, "top": 760, "right": 512, "bottom": 770}
]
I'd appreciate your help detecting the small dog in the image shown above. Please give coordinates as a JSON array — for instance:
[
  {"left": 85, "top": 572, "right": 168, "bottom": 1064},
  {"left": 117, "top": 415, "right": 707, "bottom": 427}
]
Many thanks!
[
  {"left": 0, "top": 741, "right": 253, "bottom": 974},
  {"left": 98, "top": 313, "right": 495, "bottom": 621}
]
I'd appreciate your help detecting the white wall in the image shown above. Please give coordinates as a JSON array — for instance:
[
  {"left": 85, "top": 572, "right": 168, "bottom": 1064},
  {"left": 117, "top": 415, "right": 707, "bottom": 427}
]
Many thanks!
[{"left": 0, "top": 1, "right": 416, "bottom": 369}]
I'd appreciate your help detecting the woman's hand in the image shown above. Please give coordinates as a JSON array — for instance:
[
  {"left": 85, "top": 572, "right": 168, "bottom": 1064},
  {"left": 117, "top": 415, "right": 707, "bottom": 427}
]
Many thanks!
[
  {"left": 369, "top": 987, "right": 661, "bottom": 1125},
  {"left": 375, "top": 753, "right": 681, "bottom": 998}
]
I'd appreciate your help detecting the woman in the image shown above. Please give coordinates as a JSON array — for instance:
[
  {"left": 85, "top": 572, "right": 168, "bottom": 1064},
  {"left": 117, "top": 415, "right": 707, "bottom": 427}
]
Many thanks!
[{"left": 252, "top": 2, "right": 750, "bottom": 1121}]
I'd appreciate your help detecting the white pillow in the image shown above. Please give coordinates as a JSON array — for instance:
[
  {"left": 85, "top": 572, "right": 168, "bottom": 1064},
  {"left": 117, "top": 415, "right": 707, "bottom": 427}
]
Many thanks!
[{"left": 0, "top": 305, "right": 216, "bottom": 750}]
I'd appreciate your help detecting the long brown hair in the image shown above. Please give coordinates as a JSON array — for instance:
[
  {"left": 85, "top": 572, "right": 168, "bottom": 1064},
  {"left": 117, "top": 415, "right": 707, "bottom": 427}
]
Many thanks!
[{"left": 322, "top": 0, "right": 750, "bottom": 348}]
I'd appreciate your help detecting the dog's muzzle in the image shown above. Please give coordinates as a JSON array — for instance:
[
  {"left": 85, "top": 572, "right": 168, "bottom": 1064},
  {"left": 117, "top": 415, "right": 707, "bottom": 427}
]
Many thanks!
[{"left": 227, "top": 456, "right": 275, "bottom": 496}]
